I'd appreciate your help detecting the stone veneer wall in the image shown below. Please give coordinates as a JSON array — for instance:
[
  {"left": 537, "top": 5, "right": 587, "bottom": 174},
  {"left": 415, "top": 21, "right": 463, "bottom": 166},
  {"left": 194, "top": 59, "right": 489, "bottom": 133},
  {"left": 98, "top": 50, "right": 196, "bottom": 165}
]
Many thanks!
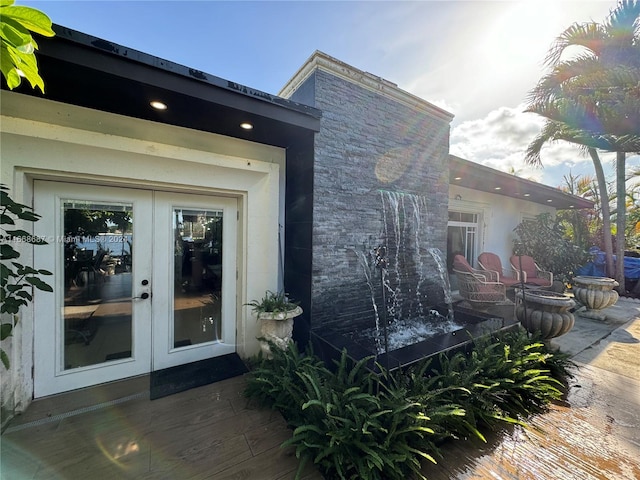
[{"left": 287, "top": 65, "right": 452, "bottom": 336}]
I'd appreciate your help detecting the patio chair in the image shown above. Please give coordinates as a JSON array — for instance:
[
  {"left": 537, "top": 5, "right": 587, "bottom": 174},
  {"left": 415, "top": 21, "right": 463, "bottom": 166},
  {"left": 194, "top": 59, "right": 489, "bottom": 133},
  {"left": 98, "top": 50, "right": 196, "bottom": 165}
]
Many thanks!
[
  {"left": 452, "top": 254, "right": 499, "bottom": 282},
  {"left": 477, "top": 252, "right": 520, "bottom": 288},
  {"left": 510, "top": 255, "right": 553, "bottom": 288},
  {"left": 452, "top": 266, "right": 507, "bottom": 307}
]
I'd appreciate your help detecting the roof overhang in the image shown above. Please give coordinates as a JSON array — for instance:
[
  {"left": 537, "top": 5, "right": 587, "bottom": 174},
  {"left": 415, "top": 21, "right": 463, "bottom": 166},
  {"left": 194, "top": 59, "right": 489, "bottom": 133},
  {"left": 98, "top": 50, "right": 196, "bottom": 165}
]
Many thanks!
[
  {"left": 449, "top": 155, "right": 594, "bottom": 210},
  {"left": 2, "top": 25, "right": 321, "bottom": 148}
]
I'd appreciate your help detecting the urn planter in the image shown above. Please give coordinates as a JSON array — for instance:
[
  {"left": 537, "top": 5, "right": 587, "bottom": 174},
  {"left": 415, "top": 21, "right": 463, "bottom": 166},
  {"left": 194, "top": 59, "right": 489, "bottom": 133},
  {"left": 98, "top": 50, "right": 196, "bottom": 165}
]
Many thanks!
[
  {"left": 515, "top": 289, "right": 575, "bottom": 340},
  {"left": 258, "top": 306, "right": 303, "bottom": 356},
  {"left": 572, "top": 276, "right": 619, "bottom": 320}
]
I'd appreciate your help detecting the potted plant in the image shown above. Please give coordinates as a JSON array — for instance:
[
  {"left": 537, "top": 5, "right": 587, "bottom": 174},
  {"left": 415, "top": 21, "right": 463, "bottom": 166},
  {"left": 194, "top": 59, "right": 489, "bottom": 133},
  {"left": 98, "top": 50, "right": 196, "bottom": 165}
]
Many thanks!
[{"left": 246, "top": 290, "right": 302, "bottom": 356}]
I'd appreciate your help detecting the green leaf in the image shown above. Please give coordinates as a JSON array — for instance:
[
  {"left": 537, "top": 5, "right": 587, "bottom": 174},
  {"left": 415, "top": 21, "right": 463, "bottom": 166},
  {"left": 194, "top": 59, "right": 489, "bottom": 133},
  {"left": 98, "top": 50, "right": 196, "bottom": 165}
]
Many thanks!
[
  {"left": 1, "top": 299, "right": 25, "bottom": 314},
  {"left": 0, "top": 50, "right": 20, "bottom": 88},
  {"left": 6, "top": 284, "right": 26, "bottom": 292},
  {"left": 1, "top": 348, "right": 9, "bottom": 370},
  {"left": 0, "top": 243, "right": 20, "bottom": 260},
  {"left": 3, "top": 42, "right": 44, "bottom": 91},
  {"left": 1, "top": 322, "right": 14, "bottom": 340},
  {"left": 0, "top": 214, "right": 15, "bottom": 225},
  {"left": 0, "top": 15, "right": 33, "bottom": 49},
  {"left": 1, "top": 5, "right": 55, "bottom": 37},
  {"left": 26, "top": 276, "right": 53, "bottom": 292},
  {"left": 17, "top": 210, "right": 40, "bottom": 222}
]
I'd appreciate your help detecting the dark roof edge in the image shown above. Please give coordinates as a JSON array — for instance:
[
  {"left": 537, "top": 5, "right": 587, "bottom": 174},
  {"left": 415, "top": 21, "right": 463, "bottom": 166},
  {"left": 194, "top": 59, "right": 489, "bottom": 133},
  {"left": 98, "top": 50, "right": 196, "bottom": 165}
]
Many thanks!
[
  {"left": 50, "top": 25, "right": 322, "bottom": 120},
  {"left": 449, "top": 154, "right": 595, "bottom": 210}
]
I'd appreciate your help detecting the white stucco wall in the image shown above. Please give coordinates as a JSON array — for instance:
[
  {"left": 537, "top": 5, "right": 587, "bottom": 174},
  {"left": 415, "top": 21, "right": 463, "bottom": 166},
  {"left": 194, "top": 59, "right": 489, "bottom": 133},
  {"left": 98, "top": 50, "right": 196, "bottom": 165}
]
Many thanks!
[
  {"left": 1, "top": 91, "right": 285, "bottom": 413},
  {"left": 449, "top": 184, "right": 556, "bottom": 269}
]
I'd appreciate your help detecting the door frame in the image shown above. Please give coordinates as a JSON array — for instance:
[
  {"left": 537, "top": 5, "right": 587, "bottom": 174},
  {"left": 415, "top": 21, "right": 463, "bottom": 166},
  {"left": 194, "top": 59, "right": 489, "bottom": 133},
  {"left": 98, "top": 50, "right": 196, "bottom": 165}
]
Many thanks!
[
  {"left": 33, "top": 181, "right": 240, "bottom": 397},
  {"left": 151, "top": 191, "right": 237, "bottom": 370},
  {"left": 33, "top": 182, "right": 154, "bottom": 397}
]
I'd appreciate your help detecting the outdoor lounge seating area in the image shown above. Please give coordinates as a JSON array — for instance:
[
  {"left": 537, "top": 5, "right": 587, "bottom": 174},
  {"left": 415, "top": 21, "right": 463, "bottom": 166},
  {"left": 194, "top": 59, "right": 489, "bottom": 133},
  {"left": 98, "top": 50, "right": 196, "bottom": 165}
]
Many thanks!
[{"left": 452, "top": 251, "right": 557, "bottom": 307}]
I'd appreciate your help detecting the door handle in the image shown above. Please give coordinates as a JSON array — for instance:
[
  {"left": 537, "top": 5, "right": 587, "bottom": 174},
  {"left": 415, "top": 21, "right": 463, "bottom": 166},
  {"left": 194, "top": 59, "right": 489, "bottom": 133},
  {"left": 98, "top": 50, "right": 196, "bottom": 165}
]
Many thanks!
[{"left": 132, "top": 292, "right": 150, "bottom": 300}]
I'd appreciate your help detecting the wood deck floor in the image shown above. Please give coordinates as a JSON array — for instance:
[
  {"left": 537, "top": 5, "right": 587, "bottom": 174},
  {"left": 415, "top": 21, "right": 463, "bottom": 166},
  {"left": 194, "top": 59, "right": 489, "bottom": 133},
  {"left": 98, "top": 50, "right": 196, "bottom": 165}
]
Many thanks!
[{"left": 1, "top": 374, "right": 322, "bottom": 480}]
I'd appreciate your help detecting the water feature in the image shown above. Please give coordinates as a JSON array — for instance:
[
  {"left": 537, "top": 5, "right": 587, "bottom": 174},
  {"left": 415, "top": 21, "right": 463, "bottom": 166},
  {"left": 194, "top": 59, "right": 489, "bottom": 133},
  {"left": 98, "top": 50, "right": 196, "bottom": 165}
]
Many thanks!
[{"left": 312, "top": 190, "right": 514, "bottom": 370}]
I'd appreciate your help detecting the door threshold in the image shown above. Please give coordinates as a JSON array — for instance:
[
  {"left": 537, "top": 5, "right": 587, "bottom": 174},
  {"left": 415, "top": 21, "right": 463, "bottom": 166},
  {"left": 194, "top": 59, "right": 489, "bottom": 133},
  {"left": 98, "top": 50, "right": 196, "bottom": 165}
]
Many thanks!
[
  {"left": 150, "top": 353, "right": 248, "bottom": 400},
  {"left": 7, "top": 375, "right": 149, "bottom": 431}
]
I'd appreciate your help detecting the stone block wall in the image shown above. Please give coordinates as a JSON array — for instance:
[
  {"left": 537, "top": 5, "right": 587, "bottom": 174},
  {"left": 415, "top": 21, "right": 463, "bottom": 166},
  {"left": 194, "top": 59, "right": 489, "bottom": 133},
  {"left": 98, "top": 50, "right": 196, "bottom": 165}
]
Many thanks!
[{"left": 287, "top": 61, "right": 452, "bottom": 336}]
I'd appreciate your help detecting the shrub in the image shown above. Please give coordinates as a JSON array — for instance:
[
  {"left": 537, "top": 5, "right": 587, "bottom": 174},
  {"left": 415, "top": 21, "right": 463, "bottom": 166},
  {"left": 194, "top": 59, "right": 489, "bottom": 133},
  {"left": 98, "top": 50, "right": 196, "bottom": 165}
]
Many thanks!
[
  {"left": 513, "top": 212, "right": 589, "bottom": 285},
  {"left": 244, "top": 330, "right": 572, "bottom": 480}
]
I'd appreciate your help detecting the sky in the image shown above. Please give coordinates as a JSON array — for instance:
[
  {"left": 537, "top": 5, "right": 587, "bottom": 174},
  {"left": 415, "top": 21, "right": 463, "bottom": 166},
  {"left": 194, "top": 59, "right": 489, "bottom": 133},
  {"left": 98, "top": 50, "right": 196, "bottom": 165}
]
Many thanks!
[{"left": 26, "top": 0, "right": 639, "bottom": 190}]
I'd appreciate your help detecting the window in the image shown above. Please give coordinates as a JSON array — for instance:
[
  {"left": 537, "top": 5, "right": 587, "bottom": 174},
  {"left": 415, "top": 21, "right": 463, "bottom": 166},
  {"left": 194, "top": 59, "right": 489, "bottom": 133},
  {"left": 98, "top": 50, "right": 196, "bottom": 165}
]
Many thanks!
[{"left": 447, "top": 211, "right": 479, "bottom": 272}]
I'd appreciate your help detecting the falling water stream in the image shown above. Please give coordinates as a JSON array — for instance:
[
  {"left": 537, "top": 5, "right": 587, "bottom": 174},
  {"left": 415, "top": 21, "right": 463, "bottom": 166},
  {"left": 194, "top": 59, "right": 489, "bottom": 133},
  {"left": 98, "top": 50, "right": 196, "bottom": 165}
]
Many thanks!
[{"left": 351, "top": 191, "right": 463, "bottom": 355}]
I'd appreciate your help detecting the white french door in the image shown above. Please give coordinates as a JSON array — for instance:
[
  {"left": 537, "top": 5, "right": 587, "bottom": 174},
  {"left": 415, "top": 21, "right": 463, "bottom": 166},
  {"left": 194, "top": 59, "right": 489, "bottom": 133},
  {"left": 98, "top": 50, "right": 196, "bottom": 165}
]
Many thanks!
[
  {"left": 33, "top": 181, "right": 237, "bottom": 397},
  {"left": 151, "top": 192, "right": 236, "bottom": 370}
]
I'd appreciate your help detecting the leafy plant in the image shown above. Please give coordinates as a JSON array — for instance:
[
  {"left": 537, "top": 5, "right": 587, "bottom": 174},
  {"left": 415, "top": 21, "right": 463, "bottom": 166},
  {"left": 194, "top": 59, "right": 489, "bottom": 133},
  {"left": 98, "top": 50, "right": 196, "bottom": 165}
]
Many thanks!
[
  {"left": 0, "top": 0, "right": 55, "bottom": 92},
  {"left": 247, "top": 344, "right": 440, "bottom": 480},
  {"left": 245, "top": 329, "right": 573, "bottom": 480},
  {"left": 420, "top": 331, "right": 571, "bottom": 430},
  {"left": 513, "top": 212, "right": 589, "bottom": 285},
  {"left": 1, "top": 184, "right": 52, "bottom": 369},
  {"left": 246, "top": 290, "right": 299, "bottom": 315}
]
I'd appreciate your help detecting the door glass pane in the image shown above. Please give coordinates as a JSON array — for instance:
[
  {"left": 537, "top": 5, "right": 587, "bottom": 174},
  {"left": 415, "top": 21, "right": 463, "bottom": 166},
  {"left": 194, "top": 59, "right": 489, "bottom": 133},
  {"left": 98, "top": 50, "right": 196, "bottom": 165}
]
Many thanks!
[
  {"left": 173, "top": 208, "right": 223, "bottom": 347},
  {"left": 63, "top": 201, "right": 133, "bottom": 369}
]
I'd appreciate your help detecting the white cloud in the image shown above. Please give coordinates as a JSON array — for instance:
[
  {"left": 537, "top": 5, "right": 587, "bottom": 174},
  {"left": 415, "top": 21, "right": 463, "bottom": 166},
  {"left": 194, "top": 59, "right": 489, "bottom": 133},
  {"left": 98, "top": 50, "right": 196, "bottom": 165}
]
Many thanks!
[{"left": 449, "top": 104, "right": 620, "bottom": 187}]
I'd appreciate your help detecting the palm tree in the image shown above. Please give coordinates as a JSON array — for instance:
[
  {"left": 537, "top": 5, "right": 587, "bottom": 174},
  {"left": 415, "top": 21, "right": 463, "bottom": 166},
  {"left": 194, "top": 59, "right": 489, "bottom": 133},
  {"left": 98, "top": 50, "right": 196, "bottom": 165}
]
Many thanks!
[
  {"left": 559, "top": 172, "right": 602, "bottom": 251},
  {"left": 525, "top": 0, "right": 640, "bottom": 292}
]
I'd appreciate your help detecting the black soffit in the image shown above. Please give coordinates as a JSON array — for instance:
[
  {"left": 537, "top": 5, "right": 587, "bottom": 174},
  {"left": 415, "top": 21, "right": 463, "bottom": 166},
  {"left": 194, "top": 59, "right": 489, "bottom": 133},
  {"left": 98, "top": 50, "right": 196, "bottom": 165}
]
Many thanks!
[
  {"left": 449, "top": 155, "right": 594, "bottom": 210},
  {"left": 7, "top": 25, "right": 321, "bottom": 148}
]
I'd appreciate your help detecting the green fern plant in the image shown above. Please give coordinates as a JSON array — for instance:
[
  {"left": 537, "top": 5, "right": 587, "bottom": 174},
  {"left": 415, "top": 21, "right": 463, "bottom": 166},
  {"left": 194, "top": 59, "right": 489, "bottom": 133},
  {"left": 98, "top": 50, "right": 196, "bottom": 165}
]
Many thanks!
[{"left": 244, "top": 328, "right": 574, "bottom": 480}]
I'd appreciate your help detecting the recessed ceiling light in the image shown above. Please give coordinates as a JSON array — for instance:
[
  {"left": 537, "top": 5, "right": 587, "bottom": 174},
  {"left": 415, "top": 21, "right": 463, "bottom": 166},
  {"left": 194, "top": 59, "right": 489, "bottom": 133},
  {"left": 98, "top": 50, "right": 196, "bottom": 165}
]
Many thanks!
[
  {"left": 494, "top": 187, "right": 501, "bottom": 190},
  {"left": 454, "top": 176, "right": 462, "bottom": 181},
  {"left": 569, "top": 205, "right": 575, "bottom": 208},
  {"left": 150, "top": 100, "right": 168, "bottom": 110},
  {"left": 547, "top": 199, "right": 553, "bottom": 203},
  {"left": 523, "top": 193, "right": 530, "bottom": 197},
  {"left": 240, "top": 122, "right": 253, "bottom": 130}
]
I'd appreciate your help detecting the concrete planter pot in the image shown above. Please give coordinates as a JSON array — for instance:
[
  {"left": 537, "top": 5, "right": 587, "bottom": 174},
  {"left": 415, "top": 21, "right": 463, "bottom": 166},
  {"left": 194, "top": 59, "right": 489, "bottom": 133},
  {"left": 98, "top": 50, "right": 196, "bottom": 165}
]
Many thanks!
[
  {"left": 572, "top": 276, "right": 619, "bottom": 320},
  {"left": 258, "top": 306, "right": 303, "bottom": 356},
  {"left": 515, "top": 289, "right": 575, "bottom": 340}
]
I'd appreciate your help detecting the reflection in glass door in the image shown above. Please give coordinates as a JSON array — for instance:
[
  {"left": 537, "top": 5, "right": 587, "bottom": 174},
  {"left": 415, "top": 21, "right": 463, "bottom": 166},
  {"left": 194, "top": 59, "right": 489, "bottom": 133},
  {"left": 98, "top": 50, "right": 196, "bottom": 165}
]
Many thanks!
[
  {"left": 172, "top": 208, "right": 223, "bottom": 347},
  {"left": 34, "top": 182, "right": 153, "bottom": 398},
  {"left": 152, "top": 193, "right": 236, "bottom": 371},
  {"left": 63, "top": 200, "right": 135, "bottom": 369},
  {"left": 34, "top": 183, "right": 237, "bottom": 396}
]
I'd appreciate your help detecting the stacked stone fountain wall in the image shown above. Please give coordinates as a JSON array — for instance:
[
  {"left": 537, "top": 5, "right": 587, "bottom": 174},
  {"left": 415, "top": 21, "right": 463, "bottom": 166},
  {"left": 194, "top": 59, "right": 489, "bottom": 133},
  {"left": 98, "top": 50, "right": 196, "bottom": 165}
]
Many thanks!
[{"left": 287, "top": 68, "right": 451, "bottom": 336}]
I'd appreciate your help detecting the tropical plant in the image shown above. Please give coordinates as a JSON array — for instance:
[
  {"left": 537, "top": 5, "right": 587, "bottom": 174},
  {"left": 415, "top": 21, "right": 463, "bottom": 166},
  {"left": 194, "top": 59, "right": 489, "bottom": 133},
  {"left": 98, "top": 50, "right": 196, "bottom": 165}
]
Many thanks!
[
  {"left": 1, "top": 185, "right": 52, "bottom": 369},
  {"left": 0, "top": 0, "right": 55, "bottom": 92},
  {"left": 513, "top": 212, "right": 589, "bottom": 285},
  {"left": 525, "top": 0, "right": 640, "bottom": 293},
  {"left": 246, "top": 290, "right": 299, "bottom": 315},
  {"left": 557, "top": 172, "right": 604, "bottom": 251},
  {"left": 617, "top": 167, "right": 640, "bottom": 246},
  {"left": 245, "top": 330, "right": 572, "bottom": 480}
]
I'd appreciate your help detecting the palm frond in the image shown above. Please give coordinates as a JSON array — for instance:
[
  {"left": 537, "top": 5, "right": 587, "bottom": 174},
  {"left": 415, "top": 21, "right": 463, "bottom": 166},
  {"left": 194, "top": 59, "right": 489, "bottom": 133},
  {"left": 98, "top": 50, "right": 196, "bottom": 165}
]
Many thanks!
[{"left": 546, "top": 23, "right": 607, "bottom": 66}]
